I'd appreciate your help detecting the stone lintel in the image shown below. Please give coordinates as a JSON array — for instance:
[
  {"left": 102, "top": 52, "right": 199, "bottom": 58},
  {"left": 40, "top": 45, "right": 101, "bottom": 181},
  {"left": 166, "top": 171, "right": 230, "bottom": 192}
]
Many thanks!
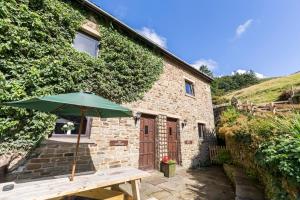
[{"left": 80, "top": 20, "right": 100, "bottom": 39}]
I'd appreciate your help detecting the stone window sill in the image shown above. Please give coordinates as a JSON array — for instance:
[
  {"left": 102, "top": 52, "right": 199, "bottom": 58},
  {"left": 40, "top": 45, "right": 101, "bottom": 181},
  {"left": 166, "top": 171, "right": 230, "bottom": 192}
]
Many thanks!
[
  {"left": 48, "top": 136, "right": 96, "bottom": 144},
  {"left": 185, "top": 93, "right": 196, "bottom": 99}
]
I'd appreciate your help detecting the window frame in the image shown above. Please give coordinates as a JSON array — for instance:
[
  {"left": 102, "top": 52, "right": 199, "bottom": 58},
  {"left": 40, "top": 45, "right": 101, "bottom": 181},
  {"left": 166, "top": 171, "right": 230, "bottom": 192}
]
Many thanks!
[
  {"left": 72, "top": 31, "right": 100, "bottom": 57},
  {"left": 184, "top": 79, "right": 195, "bottom": 96},
  {"left": 52, "top": 117, "right": 93, "bottom": 138},
  {"left": 197, "top": 123, "right": 206, "bottom": 139}
]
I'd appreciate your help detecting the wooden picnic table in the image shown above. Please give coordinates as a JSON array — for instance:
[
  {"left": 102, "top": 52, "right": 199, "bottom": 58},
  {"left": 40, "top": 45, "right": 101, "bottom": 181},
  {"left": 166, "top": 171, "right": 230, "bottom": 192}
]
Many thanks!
[{"left": 0, "top": 167, "right": 149, "bottom": 200}]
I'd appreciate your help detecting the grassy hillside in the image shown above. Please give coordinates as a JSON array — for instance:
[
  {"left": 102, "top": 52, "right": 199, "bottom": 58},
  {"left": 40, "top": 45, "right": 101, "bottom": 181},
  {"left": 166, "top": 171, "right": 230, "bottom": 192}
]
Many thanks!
[{"left": 224, "top": 72, "right": 300, "bottom": 103}]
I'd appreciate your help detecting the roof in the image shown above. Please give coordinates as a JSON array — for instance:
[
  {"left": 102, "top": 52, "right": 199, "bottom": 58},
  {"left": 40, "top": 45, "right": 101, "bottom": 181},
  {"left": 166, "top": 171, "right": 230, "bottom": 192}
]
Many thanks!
[{"left": 79, "top": 0, "right": 213, "bottom": 83}]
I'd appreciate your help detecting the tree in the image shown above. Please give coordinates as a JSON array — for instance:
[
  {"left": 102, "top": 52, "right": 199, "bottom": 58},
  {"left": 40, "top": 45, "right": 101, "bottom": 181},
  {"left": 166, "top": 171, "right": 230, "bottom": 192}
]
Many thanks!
[
  {"left": 211, "top": 70, "right": 259, "bottom": 104},
  {"left": 199, "top": 65, "right": 213, "bottom": 78}
]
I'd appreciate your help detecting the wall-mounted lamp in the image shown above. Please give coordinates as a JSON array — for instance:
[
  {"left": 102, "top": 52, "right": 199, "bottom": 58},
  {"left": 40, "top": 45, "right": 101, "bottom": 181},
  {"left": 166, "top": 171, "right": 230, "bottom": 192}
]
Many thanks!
[
  {"left": 181, "top": 119, "right": 187, "bottom": 128},
  {"left": 134, "top": 112, "right": 142, "bottom": 125}
]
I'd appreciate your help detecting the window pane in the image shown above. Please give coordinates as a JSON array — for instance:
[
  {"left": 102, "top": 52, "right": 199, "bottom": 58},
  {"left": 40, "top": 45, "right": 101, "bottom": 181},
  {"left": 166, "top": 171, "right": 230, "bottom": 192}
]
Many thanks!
[
  {"left": 169, "top": 127, "right": 172, "bottom": 135},
  {"left": 145, "top": 125, "right": 148, "bottom": 134},
  {"left": 73, "top": 32, "right": 99, "bottom": 57},
  {"left": 198, "top": 123, "right": 205, "bottom": 138},
  {"left": 54, "top": 116, "right": 87, "bottom": 135},
  {"left": 185, "top": 81, "right": 194, "bottom": 96}
]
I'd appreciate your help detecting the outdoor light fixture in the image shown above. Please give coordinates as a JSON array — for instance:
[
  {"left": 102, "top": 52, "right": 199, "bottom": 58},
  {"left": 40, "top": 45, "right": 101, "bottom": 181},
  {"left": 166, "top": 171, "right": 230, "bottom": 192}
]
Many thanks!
[
  {"left": 181, "top": 119, "right": 187, "bottom": 128},
  {"left": 134, "top": 112, "right": 142, "bottom": 125}
]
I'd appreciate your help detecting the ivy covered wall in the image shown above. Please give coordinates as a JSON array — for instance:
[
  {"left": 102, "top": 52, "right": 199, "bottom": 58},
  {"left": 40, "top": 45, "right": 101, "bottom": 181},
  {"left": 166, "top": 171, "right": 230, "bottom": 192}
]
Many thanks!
[{"left": 0, "top": 0, "right": 163, "bottom": 154}]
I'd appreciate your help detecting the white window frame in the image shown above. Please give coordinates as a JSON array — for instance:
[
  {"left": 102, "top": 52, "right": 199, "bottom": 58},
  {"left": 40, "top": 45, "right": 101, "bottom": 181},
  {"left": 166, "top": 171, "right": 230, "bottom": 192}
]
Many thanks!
[
  {"left": 73, "top": 31, "right": 100, "bottom": 57},
  {"left": 184, "top": 79, "right": 195, "bottom": 97}
]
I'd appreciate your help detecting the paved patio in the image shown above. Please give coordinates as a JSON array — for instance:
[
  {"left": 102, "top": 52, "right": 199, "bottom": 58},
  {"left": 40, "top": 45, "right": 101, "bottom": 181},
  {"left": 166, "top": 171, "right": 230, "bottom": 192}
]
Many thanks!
[{"left": 121, "top": 166, "right": 235, "bottom": 200}]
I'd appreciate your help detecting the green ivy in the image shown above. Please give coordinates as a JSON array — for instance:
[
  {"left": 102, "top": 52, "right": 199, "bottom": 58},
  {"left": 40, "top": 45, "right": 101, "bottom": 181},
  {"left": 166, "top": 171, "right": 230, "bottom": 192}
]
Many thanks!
[
  {"left": 256, "top": 134, "right": 300, "bottom": 185},
  {"left": 0, "top": 0, "right": 163, "bottom": 154},
  {"left": 255, "top": 114, "right": 300, "bottom": 187}
]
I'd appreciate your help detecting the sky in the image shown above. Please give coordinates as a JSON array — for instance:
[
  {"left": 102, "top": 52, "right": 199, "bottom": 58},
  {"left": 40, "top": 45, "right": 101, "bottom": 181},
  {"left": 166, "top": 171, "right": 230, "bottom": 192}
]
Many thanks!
[{"left": 91, "top": 0, "right": 300, "bottom": 77}]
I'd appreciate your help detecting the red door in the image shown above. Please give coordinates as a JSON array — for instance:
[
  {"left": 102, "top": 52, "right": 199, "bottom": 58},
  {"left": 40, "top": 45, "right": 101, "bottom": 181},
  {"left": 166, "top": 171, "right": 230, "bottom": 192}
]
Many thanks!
[
  {"left": 139, "top": 114, "right": 156, "bottom": 170},
  {"left": 167, "top": 118, "right": 179, "bottom": 163}
]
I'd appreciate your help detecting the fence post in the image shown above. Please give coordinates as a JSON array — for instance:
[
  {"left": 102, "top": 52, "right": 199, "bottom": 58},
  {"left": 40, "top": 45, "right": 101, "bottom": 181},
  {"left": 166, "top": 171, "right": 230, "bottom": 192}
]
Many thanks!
[{"left": 271, "top": 102, "right": 276, "bottom": 114}]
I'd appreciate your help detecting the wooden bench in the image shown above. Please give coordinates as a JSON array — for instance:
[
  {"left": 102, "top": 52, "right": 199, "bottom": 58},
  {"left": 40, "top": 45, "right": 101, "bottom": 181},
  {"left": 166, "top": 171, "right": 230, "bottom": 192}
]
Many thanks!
[{"left": 0, "top": 167, "right": 149, "bottom": 200}]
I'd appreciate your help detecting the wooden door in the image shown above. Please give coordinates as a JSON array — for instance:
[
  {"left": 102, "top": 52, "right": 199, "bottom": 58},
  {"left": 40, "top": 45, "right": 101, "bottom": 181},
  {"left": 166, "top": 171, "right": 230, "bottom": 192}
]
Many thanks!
[
  {"left": 167, "top": 118, "right": 179, "bottom": 163},
  {"left": 139, "top": 114, "right": 156, "bottom": 170}
]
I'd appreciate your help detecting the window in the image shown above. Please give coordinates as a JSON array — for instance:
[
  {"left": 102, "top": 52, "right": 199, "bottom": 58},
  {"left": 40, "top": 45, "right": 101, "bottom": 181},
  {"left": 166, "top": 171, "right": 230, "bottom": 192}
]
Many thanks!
[
  {"left": 144, "top": 125, "right": 149, "bottom": 134},
  {"left": 198, "top": 123, "right": 205, "bottom": 138},
  {"left": 53, "top": 116, "right": 92, "bottom": 136},
  {"left": 73, "top": 32, "right": 99, "bottom": 57},
  {"left": 185, "top": 80, "right": 195, "bottom": 96}
]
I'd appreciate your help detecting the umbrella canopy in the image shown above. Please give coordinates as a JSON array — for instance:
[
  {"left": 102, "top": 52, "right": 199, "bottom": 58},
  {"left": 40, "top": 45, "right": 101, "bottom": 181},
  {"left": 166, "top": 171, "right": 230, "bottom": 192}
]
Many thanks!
[
  {"left": 3, "top": 92, "right": 132, "bottom": 181},
  {"left": 3, "top": 92, "right": 132, "bottom": 118}
]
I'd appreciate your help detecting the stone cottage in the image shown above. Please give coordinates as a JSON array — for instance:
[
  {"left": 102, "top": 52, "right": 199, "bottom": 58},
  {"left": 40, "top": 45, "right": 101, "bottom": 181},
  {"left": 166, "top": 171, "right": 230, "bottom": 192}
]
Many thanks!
[{"left": 6, "top": 0, "right": 214, "bottom": 180}]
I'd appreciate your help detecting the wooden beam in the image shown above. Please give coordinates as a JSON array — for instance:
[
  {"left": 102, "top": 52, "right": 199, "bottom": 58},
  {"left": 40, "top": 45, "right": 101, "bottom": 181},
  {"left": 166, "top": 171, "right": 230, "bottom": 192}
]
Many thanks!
[
  {"left": 130, "top": 180, "right": 140, "bottom": 200},
  {"left": 76, "top": 188, "right": 124, "bottom": 200}
]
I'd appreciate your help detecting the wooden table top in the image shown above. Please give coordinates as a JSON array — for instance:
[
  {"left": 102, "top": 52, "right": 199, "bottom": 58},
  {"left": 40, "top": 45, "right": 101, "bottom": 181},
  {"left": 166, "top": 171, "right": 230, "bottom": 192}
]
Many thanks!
[{"left": 0, "top": 167, "right": 149, "bottom": 200}]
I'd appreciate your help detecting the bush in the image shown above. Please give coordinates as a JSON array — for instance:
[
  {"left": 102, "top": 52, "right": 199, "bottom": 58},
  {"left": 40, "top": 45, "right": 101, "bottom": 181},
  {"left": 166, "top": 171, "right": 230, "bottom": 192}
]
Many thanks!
[
  {"left": 272, "top": 114, "right": 300, "bottom": 136},
  {"left": 234, "top": 132, "right": 252, "bottom": 144},
  {"left": 215, "top": 149, "right": 232, "bottom": 165},
  {"left": 256, "top": 134, "right": 300, "bottom": 185},
  {"left": 219, "top": 107, "right": 240, "bottom": 126},
  {"left": 249, "top": 117, "right": 275, "bottom": 138},
  {"left": 256, "top": 114, "right": 300, "bottom": 185},
  {"left": 212, "top": 96, "right": 229, "bottom": 105},
  {"left": 219, "top": 108, "right": 300, "bottom": 199},
  {"left": 278, "top": 87, "right": 300, "bottom": 102}
]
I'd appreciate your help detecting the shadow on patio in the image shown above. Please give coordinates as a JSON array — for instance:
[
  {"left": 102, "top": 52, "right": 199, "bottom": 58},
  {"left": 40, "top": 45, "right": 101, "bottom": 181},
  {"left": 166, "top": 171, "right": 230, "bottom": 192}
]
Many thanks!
[{"left": 138, "top": 166, "right": 234, "bottom": 200}]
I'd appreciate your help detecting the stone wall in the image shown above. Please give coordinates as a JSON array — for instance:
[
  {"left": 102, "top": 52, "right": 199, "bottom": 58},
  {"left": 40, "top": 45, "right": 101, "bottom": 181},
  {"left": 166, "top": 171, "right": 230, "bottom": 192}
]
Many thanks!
[
  {"left": 6, "top": 141, "right": 97, "bottom": 180},
  {"left": 6, "top": 51, "right": 214, "bottom": 181},
  {"left": 91, "top": 57, "right": 215, "bottom": 169},
  {"left": 6, "top": 57, "right": 214, "bottom": 181},
  {"left": 124, "top": 58, "right": 215, "bottom": 168}
]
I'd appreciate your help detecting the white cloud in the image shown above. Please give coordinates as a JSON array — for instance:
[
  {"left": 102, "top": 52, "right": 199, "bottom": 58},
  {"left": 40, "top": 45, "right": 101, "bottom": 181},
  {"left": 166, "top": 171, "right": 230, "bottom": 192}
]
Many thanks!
[
  {"left": 192, "top": 59, "right": 218, "bottom": 71},
  {"left": 236, "top": 19, "right": 253, "bottom": 37},
  {"left": 232, "top": 69, "right": 266, "bottom": 79},
  {"left": 138, "top": 27, "right": 167, "bottom": 48},
  {"left": 255, "top": 72, "right": 265, "bottom": 79},
  {"left": 232, "top": 69, "right": 247, "bottom": 75}
]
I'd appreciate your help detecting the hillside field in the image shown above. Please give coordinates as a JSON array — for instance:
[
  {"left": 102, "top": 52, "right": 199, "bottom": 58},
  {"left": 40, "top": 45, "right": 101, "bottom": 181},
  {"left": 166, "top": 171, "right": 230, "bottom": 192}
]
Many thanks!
[{"left": 224, "top": 72, "right": 300, "bottom": 103}]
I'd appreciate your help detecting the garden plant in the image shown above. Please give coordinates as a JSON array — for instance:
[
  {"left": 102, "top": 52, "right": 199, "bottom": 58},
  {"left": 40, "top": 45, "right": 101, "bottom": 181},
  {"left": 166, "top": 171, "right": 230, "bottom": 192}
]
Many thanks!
[{"left": 218, "top": 107, "right": 300, "bottom": 200}]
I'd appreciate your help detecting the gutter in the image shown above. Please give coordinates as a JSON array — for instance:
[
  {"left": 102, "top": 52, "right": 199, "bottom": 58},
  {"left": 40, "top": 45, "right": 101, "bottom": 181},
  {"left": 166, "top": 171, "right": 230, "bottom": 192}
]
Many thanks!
[{"left": 79, "top": 0, "right": 214, "bottom": 83}]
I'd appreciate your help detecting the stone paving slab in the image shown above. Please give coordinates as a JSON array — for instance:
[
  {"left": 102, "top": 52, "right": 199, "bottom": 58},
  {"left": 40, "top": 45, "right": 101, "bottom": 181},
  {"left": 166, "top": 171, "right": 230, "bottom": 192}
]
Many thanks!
[
  {"left": 144, "top": 176, "right": 168, "bottom": 186},
  {"left": 139, "top": 166, "right": 235, "bottom": 200},
  {"left": 118, "top": 166, "right": 235, "bottom": 200}
]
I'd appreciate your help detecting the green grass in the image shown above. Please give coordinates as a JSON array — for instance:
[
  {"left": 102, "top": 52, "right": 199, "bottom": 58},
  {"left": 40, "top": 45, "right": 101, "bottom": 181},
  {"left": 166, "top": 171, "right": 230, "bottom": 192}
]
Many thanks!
[{"left": 224, "top": 73, "right": 300, "bottom": 103}]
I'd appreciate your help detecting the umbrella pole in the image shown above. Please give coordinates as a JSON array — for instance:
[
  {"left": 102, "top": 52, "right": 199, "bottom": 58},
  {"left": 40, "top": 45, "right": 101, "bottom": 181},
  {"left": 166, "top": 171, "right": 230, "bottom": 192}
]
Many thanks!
[{"left": 70, "top": 108, "right": 85, "bottom": 181}]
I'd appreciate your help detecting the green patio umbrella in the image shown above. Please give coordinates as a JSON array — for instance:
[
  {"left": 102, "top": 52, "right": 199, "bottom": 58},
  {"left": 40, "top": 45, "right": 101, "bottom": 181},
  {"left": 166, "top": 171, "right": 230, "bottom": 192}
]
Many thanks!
[{"left": 3, "top": 92, "right": 132, "bottom": 181}]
